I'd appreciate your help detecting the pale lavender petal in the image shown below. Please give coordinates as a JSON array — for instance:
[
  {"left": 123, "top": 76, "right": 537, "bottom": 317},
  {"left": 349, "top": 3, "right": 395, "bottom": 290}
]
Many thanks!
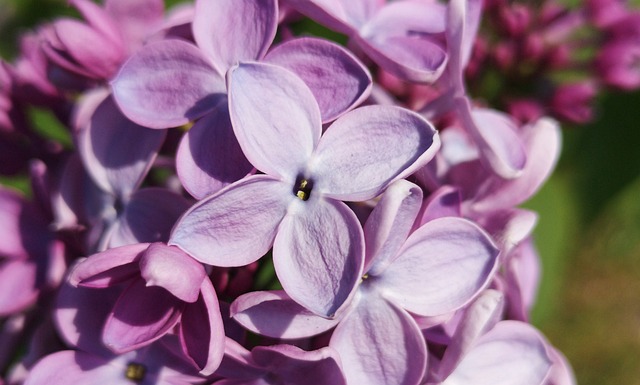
[
  {"left": 477, "top": 209, "right": 538, "bottom": 255},
  {"left": 457, "top": 102, "right": 527, "bottom": 179},
  {"left": 264, "top": 37, "right": 372, "bottom": 122},
  {"left": 193, "top": 0, "right": 277, "bottom": 73},
  {"left": 23, "top": 351, "right": 119, "bottom": 385},
  {"left": 103, "top": 279, "right": 184, "bottom": 353},
  {"left": 179, "top": 280, "right": 225, "bottom": 375},
  {"left": 504, "top": 239, "right": 541, "bottom": 321},
  {"left": 111, "top": 39, "right": 225, "bottom": 129},
  {"left": 169, "top": 175, "right": 290, "bottom": 267},
  {"left": 286, "top": 0, "right": 361, "bottom": 33},
  {"left": 139, "top": 243, "right": 206, "bottom": 303},
  {"left": 0, "top": 260, "right": 38, "bottom": 316},
  {"left": 274, "top": 198, "right": 363, "bottom": 317},
  {"left": 440, "top": 321, "right": 552, "bottom": 385},
  {"left": 471, "top": 117, "right": 562, "bottom": 212},
  {"left": 376, "top": 217, "right": 499, "bottom": 316},
  {"left": 75, "top": 92, "right": 166, "bottom": 197},
  {"left": 252, "top": 345, "right": 347, "bottom": 385},
  {"left": 545, "top": 347, "right": 576, "bottom": 385},
  {"left": 437, "top": 290, "right": 505, "bottom": 380},
  {"left": 108, "top": 187, "right": 190, "bottom": 247},
  {"left": 419, "top": 185, "right": 462, "bottom": 225},
  {"left": 356, "top": 33, "right": 448, "bottom": 83},
  {"left": 359, "top": 0, "right": 446, "bottom": 37},
  {"left": 227, "top": 62, "right": 321, "bottom": 182},
  {"left": 331, "top": 293, "right": 427, "bottom": 385},
  {"left": 363, "top": 179, "right": 423, "bottom": 275},
  {"left": 105, "top": 0, "right": 164, "bottom": 48},
  {"left": 231, "top": 290, "right": 341, "bottom": 339},
  {"left": 311, "top": 105, "right": 439, "bottom": 201},
  {"left": 69, "top": 243, "right": 149, "bottom": 287},
  {"left": 176, "top": 101, "right": 253, "bottom": 199}
]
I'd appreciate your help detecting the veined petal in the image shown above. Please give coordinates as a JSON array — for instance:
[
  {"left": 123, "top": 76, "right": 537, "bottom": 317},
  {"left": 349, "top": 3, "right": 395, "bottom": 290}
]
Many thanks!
[
  {"left": 311, "top": 105, "right": 439, "bottom": 201},
  {"left": 227, "top": 62, "right": 321, "bottom": 182},
  {"left": 360, "top": 0, "right": 446, "bottom": 37},
  {"left": 376, "top": 217, "right": 499, "bottom": 316},
  {"left": 231, "top": 290, "right": 341, "bottom": 339},
  {"left": 274, "top": 198, "right": 363, "bottom": 317},
  {"left": 103, "top": 279, "right": 184, "bottom": 353},
  {"left": 193, "top": 0, "right": 277, "bottom": 73},
  {"left": 176, "top": 101, "right": 254, "bottom": 199},
  {"left": 440, "top": 321, "right": 552, "bottom": 385},
  {"left": 169, "top": 175, "right": 290, "bottom": 267},
  {"left": 264, "top": 37, "right": 372, "bottom": 122},
  {"left": 75, "top": 92, "right": 166, "bottom": 198},
  {"left": 111, "top": 39, "right": 225, "bottom": 129},
  {"left": 446, "top": 0, "right": 483, "bottom": 90},
  {"left": 330, "top": 293, "right": 427, "bottom": 385},
  {"left": 364, "top": 179, "right": 423, "bottom": 275}
]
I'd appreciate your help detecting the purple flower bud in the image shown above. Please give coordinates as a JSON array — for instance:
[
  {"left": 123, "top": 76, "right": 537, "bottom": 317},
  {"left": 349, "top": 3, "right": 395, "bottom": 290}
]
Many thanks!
[{"left": 550, "top": 82, "right": 597, "bottom": 124}]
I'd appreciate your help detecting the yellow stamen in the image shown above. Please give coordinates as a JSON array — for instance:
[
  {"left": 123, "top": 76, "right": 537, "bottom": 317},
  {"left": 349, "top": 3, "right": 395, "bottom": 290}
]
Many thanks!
[{"left": 125, "top": 363, "right": 146, "bottom": 382}]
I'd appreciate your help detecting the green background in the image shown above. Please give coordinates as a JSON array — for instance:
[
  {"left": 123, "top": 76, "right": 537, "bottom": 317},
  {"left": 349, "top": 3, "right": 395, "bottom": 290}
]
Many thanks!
[{"left": 1, "top": 1, "right": 639, "bottom": 384}]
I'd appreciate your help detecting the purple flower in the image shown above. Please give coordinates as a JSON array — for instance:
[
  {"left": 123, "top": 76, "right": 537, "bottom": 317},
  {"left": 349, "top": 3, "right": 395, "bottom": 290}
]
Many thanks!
[
  {"left": 66, "top": 242, "right": 225, "bottom": 375},
  {"left": 112, "top": 0, "right": 372, "bottom": 198},
  {"left": 169, "top": 62, "right": 439, "bottom": 318},
  {"left": 231, "top": 180, "right": 499, "bottom": 385}
]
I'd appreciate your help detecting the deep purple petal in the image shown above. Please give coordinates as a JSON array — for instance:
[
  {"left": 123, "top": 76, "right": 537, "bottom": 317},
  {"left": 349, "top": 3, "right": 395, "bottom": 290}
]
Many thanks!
[
  {"left": 363, "top": 179, "right": 423, "bottom": 275},
  {"left": 103, "top": 279, "right": 184, "bottom": 353},
  {"left": 176, "top": 101, "right": 254, "bottom": 199},
  {"left": 108, "top": 187, "right": 190, "bottom": 247},
  {"left": 169, "top": 175, "right": 290, "bottom": 267},
  {"left": 274, "top": 198, "right": 364, "bottom": 317},
  {"left": 69, "top": 243, "right": 149, "bottom": 288},
  {"left": 264, "top": 37, "right": 371, "bottom": 122},
  {"left": 330, "top": 293, "right": 427, "bottom": 385},
  {"left": 227, "top": 62, "right": 321, "bottom": 182},
  {"left": 111, "top": 39, "right": 225, "bottom": 129},
  {"left": 311, "top": 105, "right": 439, "bottom": 201},
  {"left": 0, "top": 260, "right": 39, "bottom": 316},
  {"left": 178, "top": 280, "right": 225, "bottom": 375},
  {"left": 75, "top": 92, "right": 166, "bottom": 197},
  {"left": 139, "top": 243, "right": 206, "bottom": 303},
  {"left": 376, "top": 217, "right": 499, "bottom": 316},
  {"left": 231, "top": 290, "right": 341, "bottom": 339},
  {"left": 193, "top": 0, "right": 277, "bottom": 73},
  {"left": 251, "top": 345, "right": 347, "bottom": 385},
  {"left": 286, "top": 0, "right": 363, "bottom": 34}
]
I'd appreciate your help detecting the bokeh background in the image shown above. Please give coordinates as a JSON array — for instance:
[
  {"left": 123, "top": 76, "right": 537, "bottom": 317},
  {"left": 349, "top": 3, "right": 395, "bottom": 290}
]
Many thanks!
[{"left": 1, "top": 1, "right": 639, "bottom": 384}]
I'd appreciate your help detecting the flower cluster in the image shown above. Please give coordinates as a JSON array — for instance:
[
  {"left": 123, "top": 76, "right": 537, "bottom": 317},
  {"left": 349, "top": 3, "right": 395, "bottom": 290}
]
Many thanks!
[{"left": 0, "top": 0, "right": 598, "bottom": 384}]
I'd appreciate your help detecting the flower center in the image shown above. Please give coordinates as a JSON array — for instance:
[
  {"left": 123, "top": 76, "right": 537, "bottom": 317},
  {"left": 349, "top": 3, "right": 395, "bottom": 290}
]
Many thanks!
[
  {"left": 125, "top": 362, "right": 146, "bottom": 382},
  {"left": 293, "top": 176, "right": 313, "bottom": 201}
]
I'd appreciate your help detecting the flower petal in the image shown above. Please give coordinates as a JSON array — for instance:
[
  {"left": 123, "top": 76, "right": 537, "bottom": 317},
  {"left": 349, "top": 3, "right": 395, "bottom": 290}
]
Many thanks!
[
  {"left": 169, "top": 175, "right": 290, "bottom": 267},
  {"left": 176, "top": 101, "right": 253, "bottom": 199},
  {"left": 311, "top": 105, "right": 439, "bottom": 201},
  {"left": 330, "top": 293, "right": 427, "bottom": 385},
  {"left": 286, "top": 0, "right": 362, "bottom": 33},
  {"left": 231, "top": 290, "right": 341, "bottom": 339},
  {"left": 105, "top": 0, "right": 164, "bottom": 48},
  {"left": 0, "top": 260, "right": 39, "bottom": 316},
  {"left": 376, "top": 217, "right": 499, "bottom": 316},
  {"left": 264, "top": 37, "right": 372, "bottom": 122},
  {"left": 440, "top": 321, "right": 552, "bottom": 385},
  {"left": 23, "top": 350, "right": 118, "bottom": 385},
  {"left": 103, "top": 279, "right": 184, "bottom": 353},
  {"left": 274, "top": 198, "right": 364, "bottom": 317},
  {"left": 178, "top": 280, "right": 225, "bottom": 375},
  {"left": 363, "top": 179, "right": 423, "bottom": 275},
  {"left": 75, "top": 92, "right": 166, "bottom": 198},
  {"left": 227, "top": 62, "right": 321, "bottom": 182},
  {"left": 193, "top": 0, "right": 277, "bottom": 73},
  {"left": 418, "top": 185, "right": 462, "bottom": 225},
  {"left": 111, "top": 39, "right": 225, "bottom": 129},
  {"left": 69, "top": 243, "right": 149, "bottom": 287}
]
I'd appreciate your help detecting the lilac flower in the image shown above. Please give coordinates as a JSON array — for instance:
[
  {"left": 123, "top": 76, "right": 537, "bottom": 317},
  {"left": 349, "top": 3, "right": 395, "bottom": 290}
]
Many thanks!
[
  {"left": 231, "top": 180, "right": 499, "bottom": 385},
  {"left": 24, "top": 339, "right": 203, "bottom": 385},
  {"left": 169, "top": 62, "right": 438, "bottom": 318},
  {"left": 112, "top": 0, "right": 372, "bottom": 198},
  {"left": 287, "top": 0, "right": 449, "bottom": 83},
  {"left": 66, "top": 242, "right": 225, "bottom": 375},
  {"left": 213, "top": 339, "right": 346, "bottom": 385}
]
